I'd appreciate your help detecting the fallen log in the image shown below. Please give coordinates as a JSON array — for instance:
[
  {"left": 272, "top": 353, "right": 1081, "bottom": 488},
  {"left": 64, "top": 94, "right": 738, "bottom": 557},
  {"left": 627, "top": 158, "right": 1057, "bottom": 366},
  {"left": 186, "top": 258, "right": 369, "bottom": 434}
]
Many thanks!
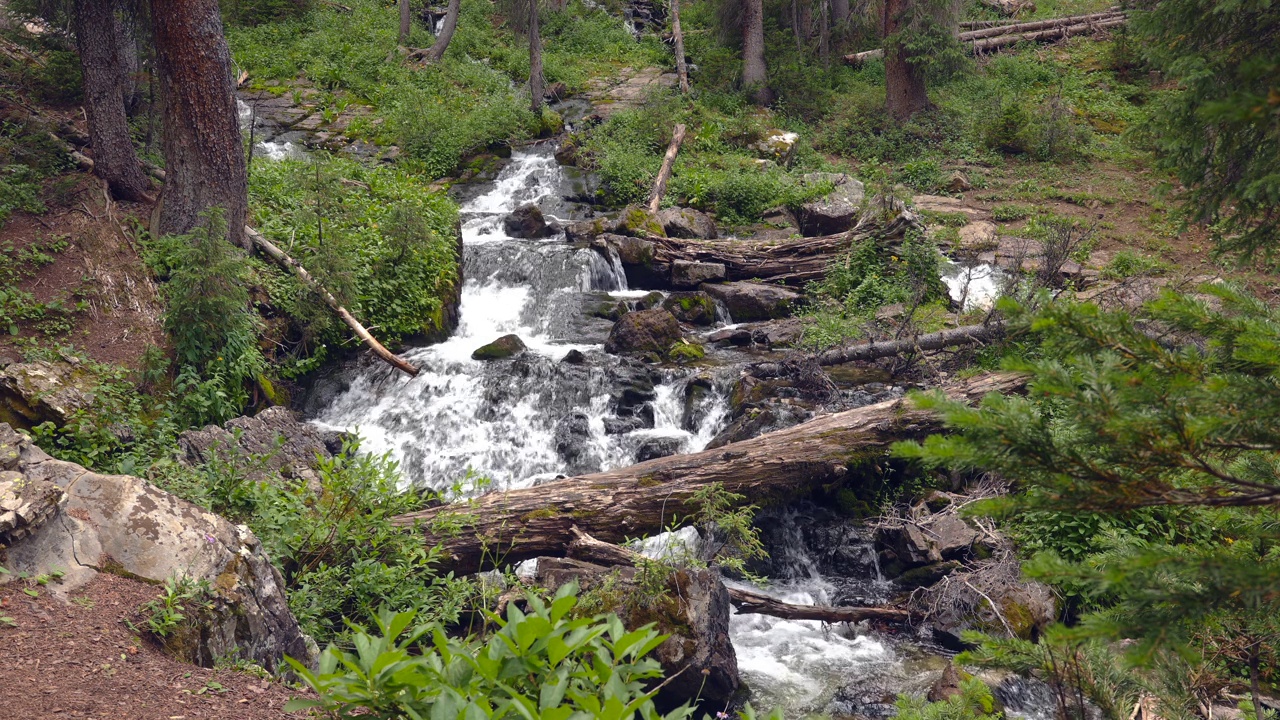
[
  {"left": 564, "top": 527, "right": 916, "bottom": 625},
  {"left": 648, "top": 231, "right": 856, "bottom": 286},
  {"left": 843, "top": 10, "right": 1124, "bottom": 65},
  {"left": 728, "top": 586, "right": 916, "bottom": 624},
  {"left": 970, "top": 17, "right": 1126, "bottom": 52},
  {"left": 246, "top": 228, "right": 421, "bottom": 377},
  {"left": 815, "top": 321, "right": 1007, "bottom": 366},
  {"left": 647, "top": 123, "right": 687, "bottom": 213},
  {"left": 393, "top": 371, "right": 1027, "bottom": 574}
]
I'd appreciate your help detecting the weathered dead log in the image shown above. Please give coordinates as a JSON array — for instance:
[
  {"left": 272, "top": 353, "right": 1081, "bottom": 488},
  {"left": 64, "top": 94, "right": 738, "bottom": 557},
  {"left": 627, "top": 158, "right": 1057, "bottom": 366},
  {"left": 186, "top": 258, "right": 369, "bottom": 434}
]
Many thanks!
[
  {"left": 650, "top": 231, "right": 854, "bottom": 285},
  {"left": 816, "top": 321, "right": 1007, "bottom": 366},
  {"left": 394, "top": 372, "right": 1027, "bottom": 574},
  {"left": 245, "top": 228, "right": 421, "bottom": 377},
  {"left": 671, "top": 0, "right": 690, "bottom": 94},
  {"left": 728, "top": 586, "right": 916, "bottom": 623},
  {"left": 969, "top": 17, "right": 1126, "bottom": 52},
  {"left": 843, "top": 10, "right": 1125, "bottom": 65},
  {"left": 648, "top": 124, "right": 687, "bottom": 213}
]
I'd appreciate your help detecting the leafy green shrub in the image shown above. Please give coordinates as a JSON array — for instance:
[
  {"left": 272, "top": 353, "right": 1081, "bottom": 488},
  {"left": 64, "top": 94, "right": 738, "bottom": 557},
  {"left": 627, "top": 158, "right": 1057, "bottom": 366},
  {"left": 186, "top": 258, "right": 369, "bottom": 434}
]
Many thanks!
[
  {"left": 813, "top": 231, "right": 946, "bottom": 314},
  {"left": 982, "top": 101, "right": 1031, "bottom": 155},
  {"left": 287, "top": 585, "right": 693, "bottom": 720},
  {"left": 901, "top": 158, "right": 944, "bottom": 193},
  {"left": 142, "top": 576, "right": 214, "bottom": 642}
]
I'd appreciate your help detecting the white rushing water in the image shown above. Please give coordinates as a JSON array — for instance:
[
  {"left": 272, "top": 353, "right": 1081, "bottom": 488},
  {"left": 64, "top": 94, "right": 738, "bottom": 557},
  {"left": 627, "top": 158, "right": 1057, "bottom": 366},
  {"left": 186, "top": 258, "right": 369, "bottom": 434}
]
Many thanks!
[
  {"left": 941, "top": 260, "right": 1004, "bottom": 311},
  {"left": 310, "top": 146, "right": 730, "bottom": 492}
]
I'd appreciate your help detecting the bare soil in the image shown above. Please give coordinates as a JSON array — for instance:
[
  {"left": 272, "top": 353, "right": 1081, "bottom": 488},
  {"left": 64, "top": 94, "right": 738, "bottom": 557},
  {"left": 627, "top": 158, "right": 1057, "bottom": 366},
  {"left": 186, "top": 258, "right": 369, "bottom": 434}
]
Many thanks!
[{"left": 0, "top": 573, "right": 306, "bottom": 719}]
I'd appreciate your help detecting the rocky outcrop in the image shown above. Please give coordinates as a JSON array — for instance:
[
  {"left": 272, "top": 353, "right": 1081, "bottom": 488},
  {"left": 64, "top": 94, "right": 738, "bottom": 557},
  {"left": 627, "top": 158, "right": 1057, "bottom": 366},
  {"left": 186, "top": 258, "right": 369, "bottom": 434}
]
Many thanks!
[
  {"left": 670, "top": 260, "right": 726, "bottom": 289},
  {"left": 0, "top": 474, "right": 63, "bottom": 550},
  {"left": 604, "top": 309, "right": 683, "bottom": 356},
  {"left": 797, "top": 172, "right": 865, "bottom": 236},
  {"left": 699, "top": 281, "right": 799, "bottom": 322},
  {"left": 504, "top": 203, "right": 558, "bottom": 238},
  {"left": 655, "top": 207, "right": 717, "bottom": 239},
  {"left": 472, "top": 334, "right": 528, "bottom": 360},
  {"left": 0, "top": 360, "right": 98, "bottom": 430},
  {"left": 0, "top": 423, "right": 317, "bottom": 672},
  {"left": 534, "top": 558, "right": 739, "bottom": 708},
  {"left": 177, "top": 406, "right": 349, "bottom": 490}
]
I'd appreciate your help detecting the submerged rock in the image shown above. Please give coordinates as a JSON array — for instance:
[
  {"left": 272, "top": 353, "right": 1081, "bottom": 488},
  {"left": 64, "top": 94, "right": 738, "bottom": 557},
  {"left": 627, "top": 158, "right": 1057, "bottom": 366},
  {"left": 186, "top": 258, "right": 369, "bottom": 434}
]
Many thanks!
[
  {"left": 655, "top": 207, "right": 717, "bottom": 239},
  {"left": 0, "top": 423, "right": 317, "bottom": 672},
  {"left": 699, "top": 281, "right": 799, "bottom": 322},
  {"left": 604, "top": 309, "right": 683, "bottom": 356},
  {"left": 472, "top": 334, "right": 528, "bottom": 360}
]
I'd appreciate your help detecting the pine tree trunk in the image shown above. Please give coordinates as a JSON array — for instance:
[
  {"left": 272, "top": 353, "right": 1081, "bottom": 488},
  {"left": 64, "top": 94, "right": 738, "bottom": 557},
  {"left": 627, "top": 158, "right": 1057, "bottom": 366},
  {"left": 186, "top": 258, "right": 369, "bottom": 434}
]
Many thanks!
[
  {"left": 424, "top": 0, "right": 460, "bottom": 62},
  {"left": 832, "top": 0, "right": 850, "bottom": 25},
  {"left": 149, "top": 0, "right": 248, "bottom": 247},
  {"left": 117, "top": 7, "right": 142, "bottom": 115},
  {"left": 819, "top": 0, "right": 831, "bottom": 67},
  {"left": 73, "top": 0, "right": 151, "bottom": 202},
  {"left": 883, "top": 0, "right": 930, "bottom": 121},
  {"left": 742, "top": 0, "right": 770, "bottom": 104},
  {"left": 529, "top": 0, "right": 544, "bottom": 113},
  {"left": 398, "top": 0, "right": 411, "bottom": 45},
  {"left": 671, "top": 0, "right": 689, "bottom": 93}
]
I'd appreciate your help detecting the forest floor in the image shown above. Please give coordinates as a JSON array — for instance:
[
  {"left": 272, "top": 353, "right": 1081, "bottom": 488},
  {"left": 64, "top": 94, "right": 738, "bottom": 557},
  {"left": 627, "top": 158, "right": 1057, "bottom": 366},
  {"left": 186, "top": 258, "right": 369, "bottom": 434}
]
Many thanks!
[{"left": 0, "top": 573, "right": 303, "bottom": 719}]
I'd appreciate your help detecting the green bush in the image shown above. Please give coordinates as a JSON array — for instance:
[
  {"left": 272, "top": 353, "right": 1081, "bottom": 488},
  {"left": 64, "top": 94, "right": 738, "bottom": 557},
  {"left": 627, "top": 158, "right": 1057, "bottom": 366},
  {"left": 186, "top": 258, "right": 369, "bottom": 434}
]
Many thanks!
[
  {"left": 894, "top": 678, "right": 1002, "bottom": 720},
  {"left": 1101, "top": 249, "right": 1167, "bottom": 280}
]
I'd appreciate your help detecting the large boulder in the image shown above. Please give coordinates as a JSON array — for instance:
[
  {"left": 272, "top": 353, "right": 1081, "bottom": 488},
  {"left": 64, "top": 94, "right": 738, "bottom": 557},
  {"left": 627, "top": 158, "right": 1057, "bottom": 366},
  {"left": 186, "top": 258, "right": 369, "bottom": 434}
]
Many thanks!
[
  {"left": 0, "top": 360, "right": 97, "bottom": 430},
  {"left": 796, "top": 172, "right": 865, "bottom": 236},
  {"left": 472, "top": 334, "right": 528, "bottom": 360},
  {"left": 670, "top": 260, "right": 726, "bottom": 289},
  {"left": 554, "top": 412, "right": 594, "bottom": 473},
  {"left": 503, "top": 203, "right": 558, "bottom": 238},
  {"left": 876, "top": 513, "right": 982, "bottom": 572},
  {"left": 592, "top": 234, "right": 669, "bottom": 289},
  {"left": 535, "top": 559, "right": 739, "bottom": 708},
  {"left": 0, "top": 423, "right": 317, "bottom": 672},
  {"left": 749, "top": 130, "right": 799, "bottom": 164},
  {"left": 662, "top": 291, "right": 717, "bottom": 326},
  {"left": 604, "top": 309, "right": 683, "bottom": 356},
  {"left": 636, "top": 436, "right": 683, "bottom": 462},
  {"left": 699, "top": 281, "right": 799, "bottom": 322},
  {"left": 655, "top": 207, "right": 717, "bottom": 239},
  {"left": 177, "top": 406, "right": 349, "bottom": 489}
]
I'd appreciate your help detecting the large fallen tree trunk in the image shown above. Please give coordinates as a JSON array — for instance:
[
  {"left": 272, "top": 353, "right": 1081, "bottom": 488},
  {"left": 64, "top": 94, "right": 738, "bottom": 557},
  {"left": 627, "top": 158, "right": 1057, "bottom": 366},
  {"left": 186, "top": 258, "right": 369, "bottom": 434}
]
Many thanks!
[
  {"left": 246, "top": 228, "right": 421, "bottom": 377},
  {"left": 815, "top": 321, "right": 1007, "bottom": 366},
  {"left": 649, "top": 231, "right": 856, "bottom": 285},
  {"left": 394, "top": 371, "right": 1026, "bottom": 574},
  {"left": 843, "top": 10, "right": 1124, "bottom": 64}
]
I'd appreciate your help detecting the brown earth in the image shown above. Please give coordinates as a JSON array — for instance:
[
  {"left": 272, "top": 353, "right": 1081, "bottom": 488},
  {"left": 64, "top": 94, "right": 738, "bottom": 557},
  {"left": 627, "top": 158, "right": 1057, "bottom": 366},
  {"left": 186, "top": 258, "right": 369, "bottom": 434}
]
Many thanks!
[{"left": 0, "top": 573, "right": 306, "bottom": 719}]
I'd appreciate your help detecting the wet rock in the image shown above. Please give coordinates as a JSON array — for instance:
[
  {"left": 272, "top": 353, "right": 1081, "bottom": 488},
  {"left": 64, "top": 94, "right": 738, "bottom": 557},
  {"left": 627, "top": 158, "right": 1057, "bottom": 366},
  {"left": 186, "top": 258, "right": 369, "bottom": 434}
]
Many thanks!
[
  {"left": 706, "top": 404, "right": 813, "bottom": 448},
  {"left": 706, "top": 318, "right": 804, "bottom": 348},
  {"left": 829, "top": 680, "right": 901, "bottom": 719},
  {"left": 662, "top": 291, "right": 717, "bottom": 325},
  {"left": 699, "top": 281, "right": 799, "bottom": 322},
  {"left": 534, "top": 559, "right": 739, "bottom": 708},
  {"left": 604, "top": 309, "right": 683, "bottom": 356},
  {"left": 670, "top": 260, "right": 726, "bottom": 289},
  {"left": 562, "top": 166, "right": 602, "bottom": 204},
  {"left": 615, "top": 205, "right": 667, "bottom": 238},
  {"left": 603, "top": 415, "right": 647, "bottom": 435},
  {"left": 655, "top": 207, "right": 717, "bottom": 239},
  {"left": 0, "top": 360, "right": 97, "bottom": 430},
  {"left": 681, "top": 375, "right": 715, "bottom": 432},
  {"left": 566, "top": 216, "right": 618, "bottom": 242},
  {"left": 504, "top": 203, "right": 557, "bottom": 238},
  {"left": 667, "top": 340, "right": 706, "bottom": 364},
  {"left": 635, "top": 291, "right": 666, "bottom": 310},
  {"left": 636, "top": 436, "right": 683, "bottom": 462},
  {"left": 177, "top": 407, "right": 350, "bottom": 490},
  {"left": 877, "top": 514, "right": 981, "bottom": 571},
  {"left": 1, "top": 423, "right": 317, "bottom": 672},
  {"left": 561, "top": 348, "right": 588, "bottom": 364},
  {"left": 929, "top": 661, "right": 965, "bottom": 702},
  {"left": 797, "top": 172, "right": 865, "bottom": 236},
  {"left": 945, "top": 171, "right": 972, "bottom": 193},
  {"left": 555, "top": 136, "right": 580, "bottom": 166},
  {"left": 554, "top": 412, "right": 593, "bottom": 471},
  {"left": 472, "top": 333, "right": 528, "bottom": 360}
]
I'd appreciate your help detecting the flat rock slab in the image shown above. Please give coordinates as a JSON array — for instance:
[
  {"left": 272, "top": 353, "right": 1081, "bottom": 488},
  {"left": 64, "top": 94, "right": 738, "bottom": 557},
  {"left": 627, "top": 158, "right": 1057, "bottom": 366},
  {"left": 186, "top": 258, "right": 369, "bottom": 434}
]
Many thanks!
[{"left": 584, "top": 67, "right": 678, "bottom": 118}]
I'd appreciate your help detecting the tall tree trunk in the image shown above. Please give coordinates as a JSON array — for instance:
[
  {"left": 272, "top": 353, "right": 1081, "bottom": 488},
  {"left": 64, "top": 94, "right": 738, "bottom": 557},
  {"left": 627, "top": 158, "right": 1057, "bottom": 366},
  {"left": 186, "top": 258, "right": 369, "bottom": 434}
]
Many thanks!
[
  {"left": 742, "top": 0, "right": 770, "bottom": 104},
  {"left": 819, "top": 0, "right": 830, "bottom": 67},
  {"left": 117, "top": 7, "right": 142, "bottom": 115},
  {"left": 529, "top": 0, "right": 544, "bottom": 113},
  {"left": 73, "top": 0, "right": 151, "bottom": 201},
  {"left": 149, "top": 0, "right": 248, "bottom": 247},
  {"left": 791, "top": 0, "right": 803, "bottom": 51},
  {"left": 398, "top": 0, "right": 411, "bottom": 45},
  {"left": 671, "top": 0, "right": 689, "bottom": 93},
  {"left": 883, "top": 0, "right": 930, "bottom": 121},
  {"left": 424, "top": 0, "right": 460, "bottom": 62},
  {"left": 832, "top": 0, "right": 850, "bottom": 25}
]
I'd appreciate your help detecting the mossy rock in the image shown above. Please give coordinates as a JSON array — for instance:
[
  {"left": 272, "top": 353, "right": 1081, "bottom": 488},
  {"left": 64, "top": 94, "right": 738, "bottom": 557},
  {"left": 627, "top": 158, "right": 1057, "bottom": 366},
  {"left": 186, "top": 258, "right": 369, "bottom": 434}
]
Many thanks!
[
  {"left": 617, "top": 205, "right": 667, "bottom": 239},
  {"left": 895, "top": 560, "right": 960, "bottom": 590},
  {"left": 667, "top": 340, "right": 706, "bottom": 364},
  {"left": 662, "top": 291, "right": 717, "bottom": 325},
  {"left": 471, "top": 334, "right": 527, "bottom": 360}
]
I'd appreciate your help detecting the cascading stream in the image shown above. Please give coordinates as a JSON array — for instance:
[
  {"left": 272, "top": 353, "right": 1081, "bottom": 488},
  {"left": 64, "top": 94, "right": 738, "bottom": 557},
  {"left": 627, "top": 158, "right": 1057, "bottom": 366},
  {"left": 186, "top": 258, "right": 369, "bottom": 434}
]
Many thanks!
[{"left": 309, "top": 145, "right": 731, "bottom": 492}]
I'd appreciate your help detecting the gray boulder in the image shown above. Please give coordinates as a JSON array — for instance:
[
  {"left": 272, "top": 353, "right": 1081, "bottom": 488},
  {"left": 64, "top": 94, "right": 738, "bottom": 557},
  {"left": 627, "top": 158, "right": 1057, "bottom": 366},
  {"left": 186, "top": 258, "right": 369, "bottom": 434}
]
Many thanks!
[
  {"left": 503, "top": 203, "right": 557, "bottom": 238},
  {"left": 554, "top": 412, "right": 593, "bottom": 472},
  {"left": 0, "top": 360, "right": 98, "bottom": 430},
  {"left": 636, "top": 436, "right": 683, "bottom": 462},
  {"left": 662, "top": 291, "right": 717, "bottom": 326},
  {"left": 655, "top": 207, "right": 717, "bottom": 239},
  {"left": 797, "top": 172, "right": 865, "bottom": 236},
  {"left": 604, "top": 309, "right": 683, "bottom": 356},
  {"left": 472, "top": 334, "right": 528, "bottom": 360},
  {"left": 670, "top": 260, "right": 726, "bottom": 289},
  {"left": 0, "top": 423, "right": 317, "bottom": 672},
  {"left": 177, "top": 406, "right": 349, "bottom": 489},
  {"left": 699, "top": 281, "right": 799, "bottom": 322}
]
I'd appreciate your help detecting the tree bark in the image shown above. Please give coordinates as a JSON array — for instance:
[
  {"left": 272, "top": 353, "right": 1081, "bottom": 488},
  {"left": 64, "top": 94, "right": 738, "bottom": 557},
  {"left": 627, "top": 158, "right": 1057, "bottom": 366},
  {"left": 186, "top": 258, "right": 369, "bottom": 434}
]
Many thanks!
[
  {"left": 815, "top": 321, "right": 1007, "bottom": 366},
  {"left": 883, "top": 0, "right": 931, "bottom": 121},
  {"left": 529, "top": 0, "right": 545, "bottom": 113},
  {"left": 831, "top": 0, "right": 850, "bottom": 25},
  {"left": 819, "top": 0, "right": 831, "bottom": 67},
  {"left": 728, "top": 586, "right": 916, "bottom": 623},
  {"left": 647, "top": 124, "right": 687, "bottom": 213},
  {"left": 424, "top": 0, "right": 461, "bottom": 63},
  {"left": 394, "top": 372, "right": 1027, "bottom": 574},
  {"left": 670, "top": 0, "right": 689, "bottom": 93},
  {"left": 246, "top": 227, "right": 421, "bottom": 377},
  {"left": 149, "top": 0, "right": 248, "bottom": 248},
  {"left": 399, "top": 0, "right": 412, "bottom": 45},
  {"left": 741, "top": 0, "right": 770, "bottom": 105},
  {"left": 968, "top": 17, "right": 1125, "bottom": 52},
  {"left": 846, "top": 11, "right": 1125, "bottom": 64},
  {"left": 73, "top": 0, "right": 152, "bottom": 202}
]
